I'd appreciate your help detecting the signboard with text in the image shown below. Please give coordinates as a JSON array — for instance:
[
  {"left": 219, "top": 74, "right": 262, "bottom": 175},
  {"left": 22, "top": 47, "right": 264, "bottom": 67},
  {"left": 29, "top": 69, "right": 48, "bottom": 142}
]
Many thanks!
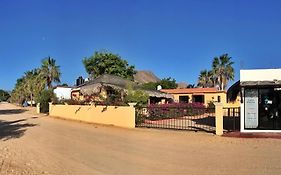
[{"left": 244, "top": 89, "right": 259, "bottom": 128}]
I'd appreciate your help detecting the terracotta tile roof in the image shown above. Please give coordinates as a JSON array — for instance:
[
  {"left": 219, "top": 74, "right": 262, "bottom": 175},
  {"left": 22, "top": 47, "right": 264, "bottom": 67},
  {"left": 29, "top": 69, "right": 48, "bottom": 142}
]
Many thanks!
[{"left": 160, "top": 88, "right": 223, "bottom": 94}]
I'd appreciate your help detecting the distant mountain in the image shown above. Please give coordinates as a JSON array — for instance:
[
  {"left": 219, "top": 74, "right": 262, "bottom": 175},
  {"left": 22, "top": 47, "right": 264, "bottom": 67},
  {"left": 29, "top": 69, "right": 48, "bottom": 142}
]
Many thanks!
[{"left": 134, "top": 71, "right": 160, "bottom": 84}]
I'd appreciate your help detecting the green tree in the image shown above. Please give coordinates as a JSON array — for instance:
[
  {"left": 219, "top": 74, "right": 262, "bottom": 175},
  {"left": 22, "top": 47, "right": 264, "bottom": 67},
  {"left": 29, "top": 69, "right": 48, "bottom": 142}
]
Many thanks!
[
  {"left": 125, "top": 86, "right": 149, "bottom": 106},
  {"left": 11, "top": 68, "right": 46, "bottom": 105},
  {"left": 141, "top": 77, "right": 177, "bottom": 90},
  {"left": 0, "top": 89, "right": 10, "bottom": 101},
  {"left": 37, "top": 89, "right": 56, "bottom": 113},
  {"left": 83, "top": 51, "right": 136, "bottom": 80},
  {"left": 141, "top": 82, "right": 158, "bottom": 90},
  {"left": 160, "top": 77, "right": 177, "bottom": 89},
  {"left": 11, "top": 77, "right": 27, "bottom": 104},
  {"left": 197, "top": 69, "right": 214, "bottom": 88},
  {"left": 212, "top": 54, "right": 234, "bottom": 90},
  {"left": 40, "top": 57, "right": 61, "bottom": 89},
  {"left": 23, "top": 69, "right": 46, "bottom": 105}
]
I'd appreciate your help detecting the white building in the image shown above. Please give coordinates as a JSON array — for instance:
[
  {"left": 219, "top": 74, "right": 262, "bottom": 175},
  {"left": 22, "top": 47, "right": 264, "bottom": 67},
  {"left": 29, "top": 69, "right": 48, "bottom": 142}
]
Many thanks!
[
  {"left": 53, "top": 86, "right": 72, "bottom": 100},
  {"left": 240, "top": 68, "right": 281, "bottom": 132}
]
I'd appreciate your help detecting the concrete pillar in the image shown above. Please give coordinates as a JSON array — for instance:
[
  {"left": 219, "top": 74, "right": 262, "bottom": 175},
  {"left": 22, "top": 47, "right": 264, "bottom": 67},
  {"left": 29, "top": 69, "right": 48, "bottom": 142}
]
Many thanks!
[
  {"left": 48, "top": 102, "right": 53, "bottom": 114},
  {"left": 36, "top": 103, "right": 40, "bottom": 114},
  {"left": 215, "top": 103, "right": 224, "bottom": 136}
]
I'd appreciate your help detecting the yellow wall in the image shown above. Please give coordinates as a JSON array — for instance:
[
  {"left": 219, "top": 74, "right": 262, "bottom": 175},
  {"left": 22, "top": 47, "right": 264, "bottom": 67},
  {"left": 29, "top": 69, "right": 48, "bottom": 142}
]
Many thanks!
[
  {"left": 49, "top": 104, "right": 135, "bottom": 128},
  {"left": 204, "top": 92, "right": 226, "bottom": 105},
  {"left": 170, "top": 92, "right": 240, "bottom": 107}
]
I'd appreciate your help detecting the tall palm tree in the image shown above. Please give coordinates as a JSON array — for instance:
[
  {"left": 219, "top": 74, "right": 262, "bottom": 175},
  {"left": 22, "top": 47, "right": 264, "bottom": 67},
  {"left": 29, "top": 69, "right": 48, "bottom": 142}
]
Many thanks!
[
  {"left": 197, "top": 69, "right": 214, "bottom": 88},
  {"left": 40, "top": 57, "right": 61, "bottom": 89},
  {"left": 212, "top": 54, "right": 234, "bottom": 90}
]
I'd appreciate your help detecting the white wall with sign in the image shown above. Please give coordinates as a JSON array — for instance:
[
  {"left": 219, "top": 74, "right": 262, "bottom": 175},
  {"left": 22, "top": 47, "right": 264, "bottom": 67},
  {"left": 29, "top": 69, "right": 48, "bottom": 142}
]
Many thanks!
[
  {"left": 240, "top": 68, "right": 281, "bottom": 132},
  {"left": 244, "top": 89, "right": 259, "bottom": 128}
]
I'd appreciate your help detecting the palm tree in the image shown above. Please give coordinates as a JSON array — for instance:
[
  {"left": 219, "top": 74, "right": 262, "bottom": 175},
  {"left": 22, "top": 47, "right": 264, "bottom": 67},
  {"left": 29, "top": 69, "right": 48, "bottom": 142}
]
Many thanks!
[
  {"left": 197, "top": 69, "right": 214, "bottom": 88},
  {"left": 212, "top": 54, "right": 234, "bottom": 90},
  {"left": 40, "top": 57, "right": 61, "bottom": 89}
]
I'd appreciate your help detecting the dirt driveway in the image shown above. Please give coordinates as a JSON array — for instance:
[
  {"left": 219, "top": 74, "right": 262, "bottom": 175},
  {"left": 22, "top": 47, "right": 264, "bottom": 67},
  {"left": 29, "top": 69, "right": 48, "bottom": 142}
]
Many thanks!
[{"left": 0, "top": 102, "right": 281, "bottom": 175}]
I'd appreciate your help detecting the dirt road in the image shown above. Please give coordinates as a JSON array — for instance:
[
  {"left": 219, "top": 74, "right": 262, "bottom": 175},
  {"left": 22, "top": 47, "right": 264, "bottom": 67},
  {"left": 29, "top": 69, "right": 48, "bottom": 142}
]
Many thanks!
[{"left": 0, "top": 102, "right": 281, "bottom": 175}]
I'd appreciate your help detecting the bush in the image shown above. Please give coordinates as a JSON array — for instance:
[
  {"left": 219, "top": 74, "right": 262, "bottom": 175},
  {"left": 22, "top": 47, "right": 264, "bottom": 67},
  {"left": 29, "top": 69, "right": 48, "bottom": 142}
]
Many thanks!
[
  {"left": 37, "top": 89, "right": 56, "bottom": 113},
  {"left": 207, "top": 101, "right": 215, "bottom": 108},
  {"left": 0, "top": 89, "right": 10, "bottom": 101},
  {"left": 147, "top": 103, "right": 206, "bottom": 120},
  {"left": 125, "top": 88, "right": 149, "bottom": 106}
]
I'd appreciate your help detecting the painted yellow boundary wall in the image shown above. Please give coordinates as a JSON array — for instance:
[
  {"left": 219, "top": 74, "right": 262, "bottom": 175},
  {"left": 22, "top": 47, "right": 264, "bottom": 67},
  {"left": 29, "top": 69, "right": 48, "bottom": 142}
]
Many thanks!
[{"left": 49, "top": 104, "right": 135, "bottom": 128}]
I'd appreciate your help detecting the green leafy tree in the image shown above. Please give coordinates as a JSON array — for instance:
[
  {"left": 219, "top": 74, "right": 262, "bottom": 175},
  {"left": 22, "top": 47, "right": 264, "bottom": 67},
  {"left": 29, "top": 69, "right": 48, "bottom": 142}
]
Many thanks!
[
  {"left": 83, "top": 51, "right": 136, "bottom": 80},
  {"left": 141, "top": 82, "right": 158, "bottom": 90},
  {"left": 160, "top": 77, "right": 177, "bottom": 89},
  {"left": 37, "top": 89, "right": 56, "bottom": 113},
  {"left": 23, "top": 69, "right": 45, "bottom": 105},
  {"left": 11, "top": 57, "right": 60, "bottom": 105},
  {"left": 212, "top": 54, "right": 234, "bottom": 90},
  {"left": 141, "top": 77, "right": 177, "bottom": 90},
  {"left": 11, "top": 69, "right": 46, "bottom": 105},
  {"left": 197, "top": 69, "right": 214, "bottom": 88},
  {"left": 40, "top": 56, "right": 61, "bottom": 89},
  {"left": 0, "top": 89, "right": 10, "bottom": 101},
  {"left": 125, "top": 86, "right": 149, "bottom": 106},
  {"left": 11, "top": 76, "right": 31, "bottom": 104}
]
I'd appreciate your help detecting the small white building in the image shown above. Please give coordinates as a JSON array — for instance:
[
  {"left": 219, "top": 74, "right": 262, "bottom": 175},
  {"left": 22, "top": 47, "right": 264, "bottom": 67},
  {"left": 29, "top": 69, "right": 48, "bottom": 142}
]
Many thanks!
[
  {"left": 53, "top": 86, "right": 72, "bottom": 100},
  {"left": 240, "top": 68, "right": 281, "bottom": 132}
]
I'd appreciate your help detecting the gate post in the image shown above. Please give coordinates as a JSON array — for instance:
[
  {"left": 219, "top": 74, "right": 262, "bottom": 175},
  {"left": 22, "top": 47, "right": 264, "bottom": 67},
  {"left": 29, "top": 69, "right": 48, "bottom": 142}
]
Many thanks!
[
  {"left": 36, "top": 103, "right": 40, "bottom": 114},
  {"left": 215, "top": 103, "right": 223, "bottom": 136}
]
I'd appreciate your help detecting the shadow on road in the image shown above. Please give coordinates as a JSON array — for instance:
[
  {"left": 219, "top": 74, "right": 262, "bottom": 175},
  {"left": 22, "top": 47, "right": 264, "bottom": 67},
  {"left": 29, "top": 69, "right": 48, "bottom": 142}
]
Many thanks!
[
  {"left": 0, "top": 109, "right": 27, "bottom": 115},
  {"left": 0, "top": 119, "right": 37, "bottom": 141}
]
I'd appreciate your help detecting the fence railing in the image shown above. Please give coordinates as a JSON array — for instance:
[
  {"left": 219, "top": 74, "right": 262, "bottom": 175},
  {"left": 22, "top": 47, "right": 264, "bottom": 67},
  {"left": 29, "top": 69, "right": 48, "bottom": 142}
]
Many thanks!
[
  {"left": 223, "top": 107, "right": 240, "bottom": 131},
  {"left": 136, "top": 106, "right": 216, "bottom": 133}
]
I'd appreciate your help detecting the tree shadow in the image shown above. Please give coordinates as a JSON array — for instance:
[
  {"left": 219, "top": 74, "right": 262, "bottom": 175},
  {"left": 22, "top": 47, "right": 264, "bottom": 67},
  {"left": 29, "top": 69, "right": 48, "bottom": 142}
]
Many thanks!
[
  {"left": 0, "top": 119, "right": 37, "bottom": 141},
  {"left": 0, "top": 109, "right": 27, "bottom": 115}
]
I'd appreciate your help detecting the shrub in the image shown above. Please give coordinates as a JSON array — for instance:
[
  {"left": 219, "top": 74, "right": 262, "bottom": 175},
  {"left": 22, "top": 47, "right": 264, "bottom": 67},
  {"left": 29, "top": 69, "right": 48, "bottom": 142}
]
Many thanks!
[
  {"left": 207, "top": 101, "right": 215, "bottom": 108},
  {"left": 125, "top": 87, "right": 149, "bottom": 106},
  {"left": 147, "top": 103, "right": 206, "bottom": 120},
  {"left": 37, "top": 89, "right": 56, "bottom": 113}
]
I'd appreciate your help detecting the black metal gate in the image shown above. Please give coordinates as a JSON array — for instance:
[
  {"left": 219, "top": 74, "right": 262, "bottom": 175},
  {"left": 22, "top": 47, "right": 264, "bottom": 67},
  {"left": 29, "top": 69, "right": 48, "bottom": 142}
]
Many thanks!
[
  {"left": 223, "top": 107, "right": 240, "bottom": 132},
  {"left": 135, "top": 106, "right": 216, "bottom": 133}
]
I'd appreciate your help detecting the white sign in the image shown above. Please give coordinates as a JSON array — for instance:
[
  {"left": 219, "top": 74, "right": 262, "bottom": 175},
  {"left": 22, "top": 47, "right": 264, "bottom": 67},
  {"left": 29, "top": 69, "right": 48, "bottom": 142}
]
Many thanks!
[{"left": 244, "top": 89, "right": 259, "bottom": 128}]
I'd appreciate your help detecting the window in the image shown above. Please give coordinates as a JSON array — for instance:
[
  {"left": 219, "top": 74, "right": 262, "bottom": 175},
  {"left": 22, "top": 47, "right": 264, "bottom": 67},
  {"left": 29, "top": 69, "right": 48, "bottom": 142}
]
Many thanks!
[
  {"left": 218, "top": 96, "right": 221, "bottom": 103},
  {"left": 193, "top": 95, "right": 204, "bottom": 103},
  {"left": 179, "top": 96, "right": 189, "bottom": 103}
]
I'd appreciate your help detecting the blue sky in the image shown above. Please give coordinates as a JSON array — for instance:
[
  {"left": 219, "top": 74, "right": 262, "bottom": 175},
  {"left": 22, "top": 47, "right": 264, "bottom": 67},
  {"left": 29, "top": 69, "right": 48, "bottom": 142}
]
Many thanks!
[{"left": 1, "top": 0, "right": 281, "bottom": 90}]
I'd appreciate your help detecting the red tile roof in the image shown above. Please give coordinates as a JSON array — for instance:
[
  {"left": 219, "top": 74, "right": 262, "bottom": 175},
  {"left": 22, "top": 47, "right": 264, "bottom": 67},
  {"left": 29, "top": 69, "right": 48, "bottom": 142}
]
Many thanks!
[{"left": 160, "top": 88, "right": 224, "bottom": 94}]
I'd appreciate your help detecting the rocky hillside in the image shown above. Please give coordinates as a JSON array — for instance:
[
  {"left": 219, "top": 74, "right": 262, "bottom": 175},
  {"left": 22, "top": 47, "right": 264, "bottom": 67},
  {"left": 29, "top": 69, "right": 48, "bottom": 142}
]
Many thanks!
[{"left": 134, "top": 71, "right": 160, "bottom": 84}]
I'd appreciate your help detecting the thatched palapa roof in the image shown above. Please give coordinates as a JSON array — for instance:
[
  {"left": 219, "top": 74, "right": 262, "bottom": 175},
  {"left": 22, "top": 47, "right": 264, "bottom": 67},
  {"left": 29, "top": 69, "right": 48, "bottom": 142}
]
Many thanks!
[{"left": 80, "top": 74, "right": 173, "bottom": 99}]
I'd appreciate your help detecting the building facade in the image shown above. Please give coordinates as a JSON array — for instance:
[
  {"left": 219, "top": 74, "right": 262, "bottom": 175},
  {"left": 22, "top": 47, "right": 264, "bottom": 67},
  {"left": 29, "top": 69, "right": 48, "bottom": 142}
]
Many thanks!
[
  {"left": 240, "top": 69, "right": 281, "bottom": 132},
  {"left": 161, "top": 88, "right": 240, "bottom": 107}
]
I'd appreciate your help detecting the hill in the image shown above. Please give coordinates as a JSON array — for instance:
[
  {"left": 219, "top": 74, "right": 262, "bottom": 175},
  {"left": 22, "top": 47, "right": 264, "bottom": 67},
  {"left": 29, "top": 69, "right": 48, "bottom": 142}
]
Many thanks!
[{"left": 134, "top": 71, "right": 160, "bottom": 84}]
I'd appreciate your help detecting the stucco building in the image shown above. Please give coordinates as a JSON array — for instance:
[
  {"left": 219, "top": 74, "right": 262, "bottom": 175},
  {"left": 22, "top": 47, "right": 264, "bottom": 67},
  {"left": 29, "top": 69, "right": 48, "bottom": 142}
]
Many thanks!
[
  {"left": 239, "top": 69, "right": 281, "bottom": 132},
  {"left": 161, "top": 87, "right": 240, "bottom": 107}
]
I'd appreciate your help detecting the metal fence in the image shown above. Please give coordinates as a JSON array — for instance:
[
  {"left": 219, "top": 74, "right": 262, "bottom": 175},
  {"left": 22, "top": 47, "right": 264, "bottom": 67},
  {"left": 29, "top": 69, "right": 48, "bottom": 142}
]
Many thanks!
[
  {"left": 223, "top": 107, "right": 240, "bottom": 131},
  {"left": 135, "top": 106, "right": 216, "bottom": 133}
]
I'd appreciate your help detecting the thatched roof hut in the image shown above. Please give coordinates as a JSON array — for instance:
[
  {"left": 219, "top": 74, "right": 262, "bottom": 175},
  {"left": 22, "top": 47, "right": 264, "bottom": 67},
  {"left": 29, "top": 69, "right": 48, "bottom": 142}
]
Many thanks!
[{"left": 79, "top": 74, "right": 173, "bottom": 99}]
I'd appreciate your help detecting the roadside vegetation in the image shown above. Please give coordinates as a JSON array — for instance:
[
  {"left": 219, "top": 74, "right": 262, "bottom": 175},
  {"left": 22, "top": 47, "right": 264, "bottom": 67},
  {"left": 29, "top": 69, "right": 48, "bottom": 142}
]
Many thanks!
[
  {"left": 9, "top": 51, "right": 235, "bottom": 110},
  {"left": 11, "top": 57, "right": 61, "bottom": 110},
  {"left": 0, "top": 89, "right": 10, "bottom": 101}
]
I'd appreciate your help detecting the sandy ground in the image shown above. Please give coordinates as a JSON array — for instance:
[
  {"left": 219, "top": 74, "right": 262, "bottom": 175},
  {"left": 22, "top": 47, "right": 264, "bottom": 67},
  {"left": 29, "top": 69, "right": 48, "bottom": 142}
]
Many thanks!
[{"left": 0, "top": 102, "right": 281, "bottom": 175}]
